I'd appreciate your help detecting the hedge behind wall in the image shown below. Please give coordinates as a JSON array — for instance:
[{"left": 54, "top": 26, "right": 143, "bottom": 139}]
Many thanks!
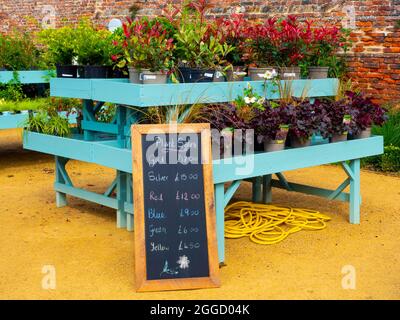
[{"left": 0, "top": 0, "right": 399, "bottom": 104}]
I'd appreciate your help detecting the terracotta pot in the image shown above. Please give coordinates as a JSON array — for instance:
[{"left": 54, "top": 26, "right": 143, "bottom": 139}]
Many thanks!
[
  {"left": 280, "top": 66, "right": 301, "bottom": 80},
  {"left": 264, "top": 140, "right": 286, "bottom": 152},
  {"left": 248, "top": 66, "right": 278, "bottom": 81},
  {"left": 330, "top": 133, "right": 348, "bottom": 143},
  {"left": 354, "top": 127, "right": 372, "bottom": 139},
  {"left": 308, "top": 66, "right": 329, "bottom": 79},
  {"left": 290, "top": 135, "right": 311, "bottom": 148},
  {"left": 140, "top": 69, "right": 168, "bottom": 84}
]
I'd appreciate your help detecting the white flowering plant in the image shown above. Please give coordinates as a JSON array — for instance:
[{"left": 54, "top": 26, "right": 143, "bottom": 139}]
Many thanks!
[{"left": 234, "top": 83, "right": 265, "bottom": 111}]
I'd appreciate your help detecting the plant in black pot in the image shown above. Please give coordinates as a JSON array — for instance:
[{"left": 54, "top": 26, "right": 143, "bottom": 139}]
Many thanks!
[
  {"left": 39, "top": 26, "right": 78, "bottom": 78},
  {"left": 74, "top": 20, "right": 114, "bottom": 79},
  {"left": 120, "top": 17, "right": 175, "bottom": 84},
  {"left": 171, "top": 0, "right": 233, "bottom": 83},
  {"left": 288, "top": 99, "right": 323, "bottom": 148},
  {"left": 346, "top": 91, "right": 388, "bottom": 139},
  {"left": 316, "top": 99, "right": 352, "bottom": 142}
]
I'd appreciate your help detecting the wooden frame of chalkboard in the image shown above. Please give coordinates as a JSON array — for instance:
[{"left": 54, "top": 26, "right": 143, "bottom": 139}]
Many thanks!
[{"left": 131, "top": 123, "right": 220, "bottom": 292}]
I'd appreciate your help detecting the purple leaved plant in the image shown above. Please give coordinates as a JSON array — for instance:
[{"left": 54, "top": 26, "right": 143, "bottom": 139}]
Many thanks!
[{"left": 345, "top": 91, "right": 388, "bottom": 134}]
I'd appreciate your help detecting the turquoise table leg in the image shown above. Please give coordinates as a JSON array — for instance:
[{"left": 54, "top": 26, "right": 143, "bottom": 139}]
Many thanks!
[
  {"left": 252, "top": 177, "right": 262, "bottom": 203},
  {"left": 126, "top": 173, "right": 134, "bottom": 231},
  {"left": 55, "top": 156, "right": 68, "bottom": 207},
  {"left": 215, "top": 183, "right": 225, "bottom": 264},
  {"left": 263, "top": 174, "right": 272, "bottom": 203},
  {"left": 82, "top": 100, "right": 96, "bottom": 141},
  {"left": 116, "top": 170, "right": 127, "bottom": 228},
  {"left": 349, "top": 159, "right": 361, "bottom": 224}
]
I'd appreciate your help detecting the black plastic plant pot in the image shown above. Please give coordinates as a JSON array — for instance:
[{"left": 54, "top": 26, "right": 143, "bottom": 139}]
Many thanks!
[
  {"left": 178, "top": 67, "right": 215, "bottom": 83},
  {"left": 79, "top": 65, "right": 109, "bottom": 79},
  {"left": 108, "top": 67, "right": 129, "bottom": 79},
  {"left": 56, "top": 65, "right": 79, "bottom": 78}
]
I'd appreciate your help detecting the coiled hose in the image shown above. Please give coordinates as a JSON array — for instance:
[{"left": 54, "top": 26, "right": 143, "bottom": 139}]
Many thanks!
[{"left": 225, "top": 201, "right": 331, "bottom": 245}]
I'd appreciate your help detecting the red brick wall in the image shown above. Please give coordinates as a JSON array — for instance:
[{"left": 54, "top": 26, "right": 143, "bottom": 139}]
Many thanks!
[{"left": 0, "top": 0, "right": 399, "bottom": 104}]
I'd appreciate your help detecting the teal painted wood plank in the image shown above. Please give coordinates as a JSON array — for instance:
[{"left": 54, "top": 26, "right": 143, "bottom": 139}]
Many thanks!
[
  {"left": 0, "top": 70, "right": 53, "bottom": 84},
  {"left": 81, "top": 120, "right": 119, "bottom": 135},
  {"left": 55, "top": 182, "right": 118, "bottom": 209},
  {"left": 271, "top": 179, "right": 350, "bottom": 202},
  {"left": 50, "top": 78, "right": 339, "bottom": 107},
  {"left": 224, "top": 180, "right": 242, "bottom": 207},
  {"left": 213, "top": 136, "right": 384, "bottom": 184},
  {"left": 0, "top": 112, "right": 28, "bottom": 129},
  {"left": 50, "top": 78, "right": 93, "bottom": 99},
  {"left": 23, "top": 131, "right": 132, "bottom": 172},
  {"left": 91, "top": 80, "right": 141, "bottom": 106}
]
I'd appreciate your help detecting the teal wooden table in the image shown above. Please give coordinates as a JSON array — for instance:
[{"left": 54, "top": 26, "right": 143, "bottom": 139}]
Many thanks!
[
  {"left": 0, "top": 71, "right": 50, "bottom": 130},
  {"left": 0, "top": 70, "right": 77, "bottom": 130},
  {"left": 23, "top": 78, "right": 384, "bottom": 263}
]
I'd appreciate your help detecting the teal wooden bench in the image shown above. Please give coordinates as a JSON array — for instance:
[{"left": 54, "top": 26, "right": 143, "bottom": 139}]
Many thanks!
[{"left": 23, "top": 78, "right": 384, "bottom": 263}]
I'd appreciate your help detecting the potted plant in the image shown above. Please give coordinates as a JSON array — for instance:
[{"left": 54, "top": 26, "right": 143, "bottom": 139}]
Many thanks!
[
  {"left": 316, "top": 99, "right": 352, "bottom": 142},
  {"left": 288, "top": 99, "right": 323, "bottom": 147},
  {"left": 346, "top": 91, "right": 388, "bottom": 139},
  {"left": 216, "top": 14, "right": 247, "bottom": 81},
  {"left": 276, "top": 16, "right": 307, "bottom": 80},
  {"left": 73, "top": 20, "right": 115, "bottom": 79},
  {"left": 252, "top": 101, "right": 295, "bottom": 151},
  {"left": 304, "top": 23, "right": 350, "bottom": 79},
  {"left": 243, "top": 18, "right": 280, "bottom": 81},
  {"left": 166, "top": 0, "right": 233, "bottom": 83},
  {"left": 119, "top": 18, "right": 175, "bottom": 84},
  {"left": 39, "top": 26, "right": 78, "bottom": 78}
]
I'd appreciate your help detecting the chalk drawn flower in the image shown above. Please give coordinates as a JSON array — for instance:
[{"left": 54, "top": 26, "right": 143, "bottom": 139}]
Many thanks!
[{"left": 177, "top": 255, "right": 190, "bottom": 269}]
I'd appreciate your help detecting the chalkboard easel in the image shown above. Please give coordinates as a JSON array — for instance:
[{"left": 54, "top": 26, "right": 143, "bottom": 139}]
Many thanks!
[{"left": 132, "top": 123, "right": 220, "bottom": 292}]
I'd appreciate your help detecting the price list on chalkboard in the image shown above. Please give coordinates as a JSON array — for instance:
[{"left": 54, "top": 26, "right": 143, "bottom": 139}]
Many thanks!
[{"left": 141, "top": 133, "right": 210, "bottom": 280}]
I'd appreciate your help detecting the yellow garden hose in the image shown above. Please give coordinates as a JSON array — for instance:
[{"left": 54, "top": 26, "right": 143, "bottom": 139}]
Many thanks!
[{"left": 224, "top": 201, "right": 331, "bottom": 245}]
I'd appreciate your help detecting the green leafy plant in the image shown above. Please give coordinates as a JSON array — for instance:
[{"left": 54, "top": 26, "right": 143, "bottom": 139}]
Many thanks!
[
  {"left": 38, "top": 26, "right": 77, "bottom": 66},
  {"left": 25, "top": 111, "right": 70, "bottom": 137},
  {"left": 0, "top": 72, "right": 25, "bottom": 102},
  {"left": 165, "top": 0, "right": 234, "bottom": 70},
  {"left": 119, "top": 17, "right": 175, "bottom": 72},
  {"left": 372, "top": 111, "right": 400, "bottom": 148},
  {"left": 74, "top": 20, "right": 114, "bottom": 66},
  {"left": 363, "top": 145, "right": 400, "bottom": 172},
  {"left": 0, "top": 31, "right": 45, "bottom": 70}
]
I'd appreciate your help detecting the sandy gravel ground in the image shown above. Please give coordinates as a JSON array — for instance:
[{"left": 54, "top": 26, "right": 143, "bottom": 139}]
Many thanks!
[{"left": 0, "top": 129, "right": 399, "bottom": 300}]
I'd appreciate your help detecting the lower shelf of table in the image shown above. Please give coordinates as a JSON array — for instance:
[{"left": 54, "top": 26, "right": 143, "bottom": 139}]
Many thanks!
[{"left": 23, "top": 131, "right": 384, "bottom": 184}]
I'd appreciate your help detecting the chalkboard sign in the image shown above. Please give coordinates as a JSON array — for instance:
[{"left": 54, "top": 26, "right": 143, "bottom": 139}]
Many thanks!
[{"left": 131, "top": 123, "right": 220, "bottom": 292}]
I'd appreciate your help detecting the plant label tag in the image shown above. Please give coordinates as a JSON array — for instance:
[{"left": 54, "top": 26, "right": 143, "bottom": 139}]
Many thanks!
[
  {"left": 204, "top": 73, "right": 213, "bottom": 78},
  {"left": 283, "top": 73, "right": 296, "bottom": 77},
  {"left": 143, "top": 75, "right": 157, "bottom": 80},
  {"left": 215, "top": 71, "right": 223, "bottom": 78},
  {"left": 62, "top": 74, "right": 73, "bottom": 77},
  {"left": 257, "top": 73, "right": 265, "bottom": 78}
]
